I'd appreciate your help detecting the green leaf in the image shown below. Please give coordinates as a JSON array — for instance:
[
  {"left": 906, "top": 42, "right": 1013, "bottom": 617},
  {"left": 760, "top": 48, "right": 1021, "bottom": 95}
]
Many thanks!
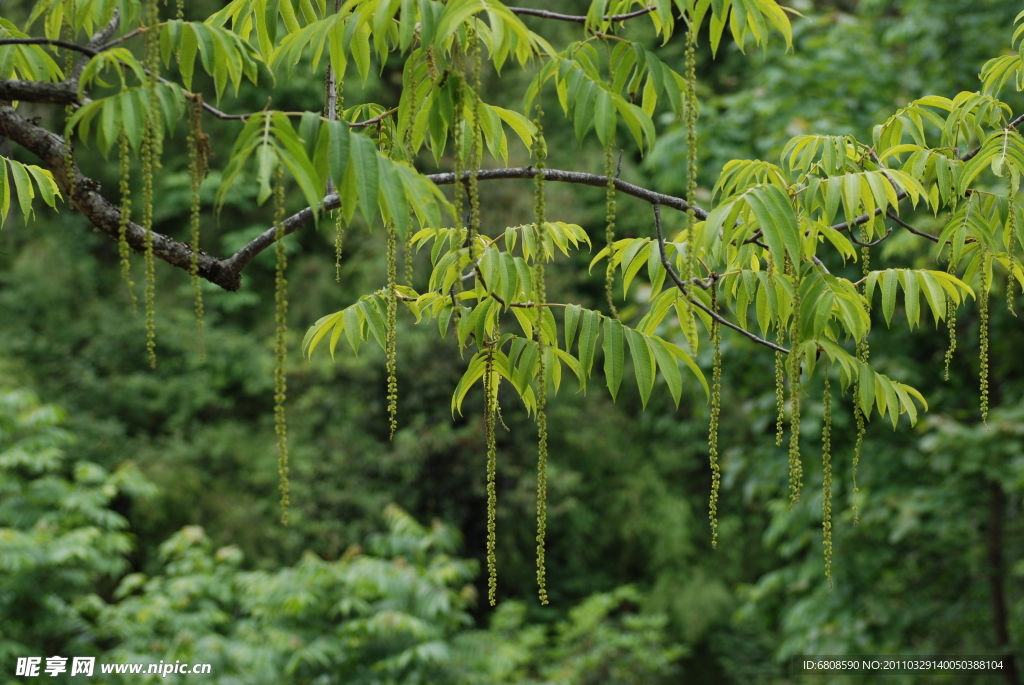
[
  {"left": 602, "top": 316, "right": 624, "bottom": 400},
  {"left": 564, "top": 304, "right": 581, "bottom": 351},
  {"left": 578, "top": 308, "right": 600, "bottom": 377},
  {"left": 594, "top": 87, "right": 616, "bottom": 147},
  {"left": 350, "top": 132, "right": 380, "bottom": 224},
  {"left": 746, "top": 184, "right": 799, "bottom": 268},
  {"left": 358, "top": 297, "right": 388, "bottom": 350},
  {"left": 624, "top": 328, "right": 656, "bottom": 407},
  {"left": 881, "top": 268, "right": 897, "bottom": 326},
  {"left": 648, "top": 336, "right": 682, "bottom": 407}
]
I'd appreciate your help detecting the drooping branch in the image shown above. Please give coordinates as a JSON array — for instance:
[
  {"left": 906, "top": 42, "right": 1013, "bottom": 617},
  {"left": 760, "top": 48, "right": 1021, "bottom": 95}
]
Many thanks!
[
  {"left": 886, "top": 210, "right": 939, "bottom": 243},
  {"left": 653, "top": 203, "right": 791, "bottom": 354},
  {"left": 508, "top": 6, "right": 655, "bottom": 23}
]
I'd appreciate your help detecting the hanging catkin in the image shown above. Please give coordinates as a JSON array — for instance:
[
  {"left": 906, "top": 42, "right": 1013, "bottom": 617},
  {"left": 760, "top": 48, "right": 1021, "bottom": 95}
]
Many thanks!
[
  {"left": 787, "top": 258, "right": 803, "bottom": 507},
  {"left": 604, "top": 142, "right": 619, "bottom": 319},
  {"left": 385, "top": 221, "right": 399, "bottom": 439},
  {"left": 333, "top": 77, "right": 345, "bottom": 282},
  {"left": 532, "top": 104, "right": 550, "bottom": 605},
  {"left": 140, "top": 0, "right": 160, "bottom": 369},
  {"left": 681, "top": 23, "right": 700, "bottom": 346},
  {"left": 821, "top": 374, "right": 834, "bottom": 588},
  {"left": 943, "top": 261, "right": 958, "bottom": 381},
  {"left": 484, "top": 341, "right": 498, "bottom": 606},
  {"left": 187, "top": 96, "right": 206, "bottom": 361},
  {"left": 117, "top": 131, "right": 138, "bottom": 316},
  {"left": 683, "top": 24, "right": 699, "bottom": 286},
  {"left": 980, "top": 248, "right": 991, "bottom": 426},
  {"left": 708, "top": 283, "right": 722, "bottom": 548},
  {"left": 852, "top": 239, "right": 870, "bottom": 525},
  {"left": 61, "top": 0, "right": 75, "bottom": 199},
  {"left": 1006, "top": 175, "right": 1018, "bottom": 316},
  {"left": 273, "top": 166, "right": 291, "bottom": 525},
  {"left": 467, "top": 27, "right": 483, "bottom": 254},
  {"left": 769, "top": 258, "right": 785, "bottom": 446}
]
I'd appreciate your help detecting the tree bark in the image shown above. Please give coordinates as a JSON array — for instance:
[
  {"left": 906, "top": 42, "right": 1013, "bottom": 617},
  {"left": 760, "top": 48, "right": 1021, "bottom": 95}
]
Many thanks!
[{"left": 988, "top": 480, "right": 1020, "bottom": 685}]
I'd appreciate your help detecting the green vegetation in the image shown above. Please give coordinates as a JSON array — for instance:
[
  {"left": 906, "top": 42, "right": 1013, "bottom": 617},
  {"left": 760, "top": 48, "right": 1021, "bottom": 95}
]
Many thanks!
[{"left": 1, "top": 0, "right": 1022, "bottom": 682}]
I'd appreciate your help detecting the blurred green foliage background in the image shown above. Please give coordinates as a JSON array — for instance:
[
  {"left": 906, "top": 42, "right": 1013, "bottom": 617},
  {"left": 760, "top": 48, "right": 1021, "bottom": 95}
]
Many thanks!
[{"left": 1, "top": 0, "right": 1022, "bottom": 682}]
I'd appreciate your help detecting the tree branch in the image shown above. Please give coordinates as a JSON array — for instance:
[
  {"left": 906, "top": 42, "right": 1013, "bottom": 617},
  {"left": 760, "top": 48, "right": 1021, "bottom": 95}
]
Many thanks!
[
  {"left": 0, "top": 38, "right": 98, "bottom": 57},
  {"left": 508, "top": 6, "right": 655, "bottom": 23},
  {"left": 886, "top": 210, "right": 939, "bottom": 243},
  {"left": 430, "top": 167, "right": 708, "bottom": 219},
  {"left": 0, "top": 102, "right": 242, "bottom": 290},
  {"left": 0, "top": 79, "right": 77, "bottom": 104},
  {"left": 652, "top": 203, "right": 790, "bottom": 354}
]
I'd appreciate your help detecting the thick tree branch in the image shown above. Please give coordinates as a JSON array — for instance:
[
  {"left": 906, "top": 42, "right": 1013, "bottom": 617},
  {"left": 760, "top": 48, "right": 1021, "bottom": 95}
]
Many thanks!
[
  {"left": 0, "top": 102, "right": 242, "bottom": 290},
  {"left": 0, "top": 79, "right": 77, "bottom": 104},
  {"left": 508, "top": 6, "right": 655, "bottom": 23}
]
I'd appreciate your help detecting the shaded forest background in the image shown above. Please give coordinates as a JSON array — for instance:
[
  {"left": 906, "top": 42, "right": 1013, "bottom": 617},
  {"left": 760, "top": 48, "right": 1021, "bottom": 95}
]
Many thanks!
[{"left": 1, "top": 0, "right": 1022, "bottom": 682}]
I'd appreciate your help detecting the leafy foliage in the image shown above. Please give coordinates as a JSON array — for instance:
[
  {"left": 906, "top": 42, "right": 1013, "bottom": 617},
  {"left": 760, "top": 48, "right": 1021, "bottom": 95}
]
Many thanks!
[{"left": 3, "top": 0, "right": 1024, "bottom": 668}]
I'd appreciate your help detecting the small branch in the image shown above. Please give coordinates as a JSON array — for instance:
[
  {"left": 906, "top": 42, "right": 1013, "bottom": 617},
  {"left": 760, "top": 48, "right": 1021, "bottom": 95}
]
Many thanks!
[
  {"left": 653, "top": 203, "right": 790, "bottom": 354},
  {"left": 0, "top": 38, "right": 98, "bottom": 57},
  {"left": 961, "top": 111, "right": 1024, "bottom": 163},
  {"left": 508, "top": 6, "right": 655, "bottom": 24},
  {"left": 849, "top": 226, "right": 892, "bottom": 247},
  {"left": 97, "top": 26, "right": 146, "bottom": 52},
  {"left": 431, "top": 167, "right": 708, "bottom": 219},
  {"left": 886, "top": 210, "right": 939, "bottom": 243},
  {"left": 347, "top": 107, "right": 398, "bottom": 128},
  {"left": 71, "top": 9, "right": 121, "bottom": 83}
]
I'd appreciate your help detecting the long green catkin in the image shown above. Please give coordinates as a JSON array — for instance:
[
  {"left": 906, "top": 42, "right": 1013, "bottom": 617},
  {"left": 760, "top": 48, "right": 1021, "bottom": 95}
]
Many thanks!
[
  {"left": 273, "top": 166, "right": 291, "bottom": 525},
  {"left": 852, "top": 241, "right": 870, "bottom": 525},
  {"left": 386, "top": 221, "right": 399, "bottom": 439},
  {"left": 1006, "top": 175, "right": 1018, "bottom": 316},
  {"left": 604, "top": 142, "right": 619, "bottom": 319},
  {"left": 333, "top": 77, "right": 345, "bottom": 282},
  {"left": 681, "top": 23, "right": 700, "bottom": 349},
  {"left": 769, "top": 258, "right": 784, "bottom": 447},
  {"left": 708, "top": 284, "right": 722, "bottom": 548},
  {"left": 533, "top": 104, "right": 550, "bottom": 605},
  {"left": 980, "top": 249, "right": 991, "bottom": 426},
  {"left": 62, "top": 0, "right": 75, "bottom": 201},
  {"left": 822, "top": 374, "right": 834, "bottom": 589},
  {"left": 484, "top": 342, "right": 498, "bottom": 606},
  {"left": 141, "top": 0, "right": 160, "bottom": 369},
  {"left": 787, "top": 258, "right": 803, "bottom": 508},
  {"left": 187, "top": 96, "right": 206, "bottom": 362},
  {"left": 117, "top": 131, "right": 138, "bottom": 316}
]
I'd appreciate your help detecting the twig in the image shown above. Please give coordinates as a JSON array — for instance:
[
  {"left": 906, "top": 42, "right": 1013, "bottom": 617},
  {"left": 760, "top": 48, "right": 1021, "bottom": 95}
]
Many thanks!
[
  {"left": 961, "top": 111, "right": 1024, "bottom": 162},
  {"left": 886, "top": 210, "right": 939, "bottom": 243},
  {"left": 508, "top": 6, "right": 655, "bottom": 24},
  {"left": 849, "top": 226, "right": 892, "bottom": 247},
  {"left": 431, "top": 167, "right": 708, "bottom": 219},
  {"left": 653, "top": 203, "right": 790, "bottom": 354},
  {"left": 0, "top": 38, "right": 98, "bottom": 57}
]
